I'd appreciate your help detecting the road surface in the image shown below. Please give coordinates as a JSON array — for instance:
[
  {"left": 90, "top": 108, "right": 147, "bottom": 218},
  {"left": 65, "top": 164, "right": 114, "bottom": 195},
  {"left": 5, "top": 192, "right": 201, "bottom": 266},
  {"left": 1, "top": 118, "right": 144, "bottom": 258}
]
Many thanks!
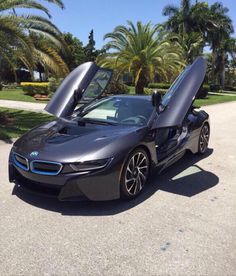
[{"left": 0, "top": 102, "right": 235, "bottom": 275}]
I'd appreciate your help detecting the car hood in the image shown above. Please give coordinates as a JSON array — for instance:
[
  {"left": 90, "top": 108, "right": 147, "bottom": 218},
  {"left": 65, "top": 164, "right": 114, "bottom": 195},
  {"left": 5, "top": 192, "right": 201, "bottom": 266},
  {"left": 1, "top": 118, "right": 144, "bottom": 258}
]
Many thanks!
[{"left": 13, "top": 120, "right": 147, "bottom": 163}]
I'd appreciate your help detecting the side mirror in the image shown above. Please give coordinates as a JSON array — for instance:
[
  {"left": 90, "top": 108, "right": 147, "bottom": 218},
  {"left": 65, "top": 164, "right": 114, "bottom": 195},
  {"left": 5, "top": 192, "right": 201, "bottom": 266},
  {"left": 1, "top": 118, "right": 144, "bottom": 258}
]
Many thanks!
[{"left": 152, "top": 90, "right": 162, "bottom": 111}]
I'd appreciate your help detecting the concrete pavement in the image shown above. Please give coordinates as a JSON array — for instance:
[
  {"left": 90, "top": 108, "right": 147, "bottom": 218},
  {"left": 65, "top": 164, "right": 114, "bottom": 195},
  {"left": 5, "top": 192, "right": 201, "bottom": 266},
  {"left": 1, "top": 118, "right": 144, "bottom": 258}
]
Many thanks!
[
  {"left": 0, "top": 99, "right": 46, "bottom": 113},
  {"left": 0, "top": 102, "right": 236, "bottom": 275}
]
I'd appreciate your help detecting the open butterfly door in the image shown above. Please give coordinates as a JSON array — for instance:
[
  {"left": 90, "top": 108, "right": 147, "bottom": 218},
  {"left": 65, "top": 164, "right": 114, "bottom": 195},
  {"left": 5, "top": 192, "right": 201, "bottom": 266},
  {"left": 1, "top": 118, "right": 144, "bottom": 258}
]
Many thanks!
[
  {"left": 45, "top": 62, "right": 112, "bottom": 118},
  {"left": 154, "top": 57, "right": 207, "bottom": 128}
]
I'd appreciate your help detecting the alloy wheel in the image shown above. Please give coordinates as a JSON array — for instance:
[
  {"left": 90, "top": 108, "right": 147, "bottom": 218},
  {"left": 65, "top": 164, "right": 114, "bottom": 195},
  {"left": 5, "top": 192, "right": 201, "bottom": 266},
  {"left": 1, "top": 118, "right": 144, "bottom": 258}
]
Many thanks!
[
  {"left": 199, "top": 124, "right": 210, "bottom": 153},
  {"left": 124, "top": 151, "right": 149, "bottom": 196}
]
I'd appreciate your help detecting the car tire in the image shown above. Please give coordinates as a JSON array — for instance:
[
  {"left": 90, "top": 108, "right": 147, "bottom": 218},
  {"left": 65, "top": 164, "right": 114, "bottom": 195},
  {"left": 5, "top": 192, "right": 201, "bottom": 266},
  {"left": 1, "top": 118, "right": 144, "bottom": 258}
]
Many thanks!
[
  {"left": 198, "top": 123, "right": 210, "bottom": 155},
  {"left": 120, "top": 148, "right": 150, "bottom": 199}
]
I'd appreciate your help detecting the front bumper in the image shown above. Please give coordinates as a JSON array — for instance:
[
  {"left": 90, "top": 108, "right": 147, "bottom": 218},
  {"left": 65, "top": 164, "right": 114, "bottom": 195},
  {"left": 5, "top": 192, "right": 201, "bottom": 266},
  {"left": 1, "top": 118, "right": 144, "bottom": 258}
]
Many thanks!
[{"left": 9, "top": 154, "right": 122, "bottom": 201}]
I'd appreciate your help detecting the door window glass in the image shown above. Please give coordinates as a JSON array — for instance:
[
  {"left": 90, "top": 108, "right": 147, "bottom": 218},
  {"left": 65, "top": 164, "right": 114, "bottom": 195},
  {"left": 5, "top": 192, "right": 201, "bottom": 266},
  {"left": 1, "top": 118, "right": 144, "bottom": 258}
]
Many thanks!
[
  {"left": 81, "top": 69, "right": 112, "bottom": 101},
  {"left": 161, "top": 66, "right": 190, "bottom": 107}
]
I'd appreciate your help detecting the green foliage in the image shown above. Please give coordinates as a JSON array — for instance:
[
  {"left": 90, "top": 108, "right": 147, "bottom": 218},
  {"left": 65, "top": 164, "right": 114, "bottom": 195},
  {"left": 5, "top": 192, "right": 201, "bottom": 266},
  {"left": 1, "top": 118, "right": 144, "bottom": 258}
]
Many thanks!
[
  {"left": 99, "top": 21, "right": 184, "bottom": 95},
  {"left": 0, "top": 0, "right": 67, "bottom": 81},
  {"left": 62, "top": 32, "right": 86, "bottom": 70},
  {"left": 21, "top": 82, "right": 49, "bottom": 96},
  {"left": 148, "top": 82, "right": 209, "bottom": 98},
  {"left": 84, "top": 30, "right": 103, "bottom": 62},
  {"left": 144, "top": 88, "right": 167, "bottom": 95},
  {"left": 171, "top": 32, "right": 204, "bottom": 63},
  {"left": 196, "top": 84, "right": 209, "bottom": 99},
  {"left": 105, "top": 73, "right": 129, "bottom": 95},
  {"left": 84, "top": 30, "right": 96, "bottom": 61},
  {"left": 224, "top": 86, "right": 236, "bottom": 92},
  {"left": 162, "top": 0, "right": 234, "bottom": 87},
  {"left": 210, "top": 84, "right": 222, "bottom": 92},
  {"left": 148, "top": 83, "right": 171, "bottom": 89},
  {"left": 48, "top": 77, "right": 63, "bottom": 95}
]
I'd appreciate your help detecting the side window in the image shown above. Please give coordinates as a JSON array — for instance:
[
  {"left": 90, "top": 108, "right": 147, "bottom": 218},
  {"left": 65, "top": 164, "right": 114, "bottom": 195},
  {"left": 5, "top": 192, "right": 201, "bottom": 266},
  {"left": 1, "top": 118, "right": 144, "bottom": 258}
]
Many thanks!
[{"left": 81, "top": 69, "right": 112, "bottom": 101}]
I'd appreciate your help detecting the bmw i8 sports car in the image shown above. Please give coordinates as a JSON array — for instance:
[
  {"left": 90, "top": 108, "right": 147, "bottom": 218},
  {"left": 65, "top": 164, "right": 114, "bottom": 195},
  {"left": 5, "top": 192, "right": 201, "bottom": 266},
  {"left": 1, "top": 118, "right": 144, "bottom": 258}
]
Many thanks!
[{"left": 9, "top": 57, "right": 210, "bottom": 201}]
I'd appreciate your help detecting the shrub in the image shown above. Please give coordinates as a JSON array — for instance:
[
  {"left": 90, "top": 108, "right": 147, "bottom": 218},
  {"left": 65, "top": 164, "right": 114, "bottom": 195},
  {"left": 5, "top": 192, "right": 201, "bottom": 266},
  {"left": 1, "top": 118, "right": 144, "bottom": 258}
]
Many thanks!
[
  {"left": 106, "top": 82, "right": 129, "bottom": 95},
  {"left": 0, "top": 83, "right": 2, "bottom": 91},
  {"left": 105, "top": 74, "right": 129, "bottom": 95},
  {"left": 48, "top": 77, "right": 64, "bottom": 96},
  {"left": 210, "top": 84, "right": 222, "bottom": 92},
  {"left": 196, "top": 84, "right": 209, "bottom": 99},
  {"left": 144, "top": 88, "right": 167, "bottom": 95},
  {"left": 148, "top": 83, "right": 171, "bottom": 89},
  {"left": 224, "top": 86, "right": 236, "bottom": 92},
  {"left": 21, "top": 82, "right": 49, "bottom": 96}
]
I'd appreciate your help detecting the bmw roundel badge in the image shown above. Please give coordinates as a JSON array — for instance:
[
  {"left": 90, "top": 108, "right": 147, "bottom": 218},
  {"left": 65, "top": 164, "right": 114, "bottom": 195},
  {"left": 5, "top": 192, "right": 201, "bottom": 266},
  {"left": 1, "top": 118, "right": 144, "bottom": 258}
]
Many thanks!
[{"left": 30, "top": 151, "right": 39, "bottom": 157}]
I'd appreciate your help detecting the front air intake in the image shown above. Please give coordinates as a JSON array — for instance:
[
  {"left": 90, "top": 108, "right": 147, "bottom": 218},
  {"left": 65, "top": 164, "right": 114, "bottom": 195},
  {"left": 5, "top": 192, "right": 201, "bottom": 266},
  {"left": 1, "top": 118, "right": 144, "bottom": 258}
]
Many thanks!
[
  {"left": 13, "top": 153, "right": 29, "bottom": 171},
  {"left": 30, "top": 160, "right": 63, "bottom": 176}
]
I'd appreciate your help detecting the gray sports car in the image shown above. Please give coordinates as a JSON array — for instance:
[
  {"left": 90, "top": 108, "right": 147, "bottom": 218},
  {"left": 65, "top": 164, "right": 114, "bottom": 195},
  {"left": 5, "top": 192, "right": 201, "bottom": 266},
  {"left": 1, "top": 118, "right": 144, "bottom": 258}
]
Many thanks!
[{"left": 9, "top": 57, "right": 210, "bottom": 201}]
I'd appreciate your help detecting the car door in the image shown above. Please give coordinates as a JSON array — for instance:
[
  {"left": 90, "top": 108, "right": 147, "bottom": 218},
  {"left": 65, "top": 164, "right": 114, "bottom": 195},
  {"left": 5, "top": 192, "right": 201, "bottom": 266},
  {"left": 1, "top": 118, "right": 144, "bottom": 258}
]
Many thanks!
[
  {"left": 45, "top": 62, "right": 113, "bottom": 118},
  {"left": 154, "top": 56, "right": 207, "bottom": 129},
  {"left": 153, "top": 57, "right": 207, "bottom": 161}
]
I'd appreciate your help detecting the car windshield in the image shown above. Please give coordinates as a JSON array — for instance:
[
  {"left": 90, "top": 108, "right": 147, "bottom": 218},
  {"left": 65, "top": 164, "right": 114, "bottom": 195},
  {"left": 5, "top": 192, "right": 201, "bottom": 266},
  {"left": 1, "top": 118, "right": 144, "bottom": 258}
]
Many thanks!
[{"left": 75, "top": 97, "right": 154, "bottom": 126}]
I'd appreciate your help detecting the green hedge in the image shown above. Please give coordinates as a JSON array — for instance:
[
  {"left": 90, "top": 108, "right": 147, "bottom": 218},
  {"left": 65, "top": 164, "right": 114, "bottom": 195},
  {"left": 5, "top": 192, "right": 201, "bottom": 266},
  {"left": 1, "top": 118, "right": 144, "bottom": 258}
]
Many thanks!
[
  {"left": 210, "top": 84, "right": 236, "bottom": 92},
  {"left": 144, "top": 88, "right": 167, "bottom": 95},
  {"left": 48, "top": 77, "right": 63, "bottom": 96},
  {"left": 21, "top": 82, "right": 49, "bottom": 96},
  {"left": 224, "top": 86, "right": 236, "bottom": 92},
  {"left": 148, "top": 83, "right": 171, "bottom": 89},
  {"left": 210, "top": 84, "right": 221, "bottom": 92},
  {"left": 196, "top": 84, "right": 209, "bottom": 99}
]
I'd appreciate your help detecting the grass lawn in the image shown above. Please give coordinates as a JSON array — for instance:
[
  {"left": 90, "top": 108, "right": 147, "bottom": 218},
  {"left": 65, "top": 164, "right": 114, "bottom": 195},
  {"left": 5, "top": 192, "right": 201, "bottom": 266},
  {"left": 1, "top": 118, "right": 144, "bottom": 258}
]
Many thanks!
[
  {"left": 0, "top": 89, "right": 39, "bottom": 103},
  {"left": 0, "top": 108, "right": 53, "bottom": 140},
  {"left": 194, "top": 94, "right": 236, "bottom": 106}
]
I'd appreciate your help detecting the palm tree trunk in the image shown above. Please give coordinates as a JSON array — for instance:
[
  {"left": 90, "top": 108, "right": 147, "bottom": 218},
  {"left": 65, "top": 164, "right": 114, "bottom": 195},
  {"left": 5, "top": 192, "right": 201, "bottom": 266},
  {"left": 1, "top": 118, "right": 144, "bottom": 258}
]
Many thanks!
[
  {"left": 220, "top": 54, "right": 226, "bottom": 88},
  {"left": 135, "top": 72, "right": 147, "bottom": 95}
]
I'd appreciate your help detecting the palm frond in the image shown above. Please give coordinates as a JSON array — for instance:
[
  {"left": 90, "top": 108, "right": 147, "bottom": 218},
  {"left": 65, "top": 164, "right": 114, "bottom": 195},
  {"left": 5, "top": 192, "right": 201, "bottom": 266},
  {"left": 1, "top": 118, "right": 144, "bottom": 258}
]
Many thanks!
[{"left": 0, "top": 0, "right": 51, "bottom": 18}]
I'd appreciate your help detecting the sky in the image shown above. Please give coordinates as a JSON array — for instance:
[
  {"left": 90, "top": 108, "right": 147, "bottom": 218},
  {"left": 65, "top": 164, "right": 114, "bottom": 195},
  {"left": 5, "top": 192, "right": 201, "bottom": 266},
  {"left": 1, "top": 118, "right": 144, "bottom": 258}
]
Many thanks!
[{"left": 41, "top": 0, "right": 236, "bottom": 48}]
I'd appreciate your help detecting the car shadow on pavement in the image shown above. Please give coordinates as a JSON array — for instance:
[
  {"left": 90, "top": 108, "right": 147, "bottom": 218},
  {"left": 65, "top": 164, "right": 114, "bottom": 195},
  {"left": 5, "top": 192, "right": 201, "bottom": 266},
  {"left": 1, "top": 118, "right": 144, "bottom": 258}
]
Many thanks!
[{"left": 13, "top": 148, "right": 218, "bottom": 216}]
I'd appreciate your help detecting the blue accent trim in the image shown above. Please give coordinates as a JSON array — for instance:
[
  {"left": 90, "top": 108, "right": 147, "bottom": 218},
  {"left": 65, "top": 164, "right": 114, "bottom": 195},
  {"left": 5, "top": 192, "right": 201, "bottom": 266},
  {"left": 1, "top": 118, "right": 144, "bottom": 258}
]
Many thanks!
[
  {"left": 30, "top": 160, "right": 63, "bottom": 176},
  {"left": 13, "top": 152, "right": 29, "bottom": 171}
]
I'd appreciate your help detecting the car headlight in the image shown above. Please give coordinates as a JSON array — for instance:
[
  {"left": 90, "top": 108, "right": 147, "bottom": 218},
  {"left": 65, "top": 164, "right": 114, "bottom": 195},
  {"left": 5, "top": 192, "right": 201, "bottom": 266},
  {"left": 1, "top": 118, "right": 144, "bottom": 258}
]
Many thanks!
[{"left": 62, "top": 158, "right": 112, "bottom": 173}]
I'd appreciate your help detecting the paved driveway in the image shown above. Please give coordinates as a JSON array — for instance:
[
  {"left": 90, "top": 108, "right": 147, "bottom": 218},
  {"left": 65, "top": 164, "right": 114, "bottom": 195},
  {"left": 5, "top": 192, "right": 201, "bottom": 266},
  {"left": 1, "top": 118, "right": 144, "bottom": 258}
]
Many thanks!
[
  {"left": 0, "top": 102, "right": 236, "bottom": 275},
  {"left": 0, "top": 100, "right": 46, "bottom": 113}
]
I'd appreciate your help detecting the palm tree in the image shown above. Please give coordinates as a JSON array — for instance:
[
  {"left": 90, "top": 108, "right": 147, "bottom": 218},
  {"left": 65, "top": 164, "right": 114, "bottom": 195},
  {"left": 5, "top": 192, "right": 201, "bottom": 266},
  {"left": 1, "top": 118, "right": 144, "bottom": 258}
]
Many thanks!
[
  {"left": 212, "top": 37, "right": 236, "bottom": 87},
  {"left": 0, "top": 0, "right": 68, "bottom": 81},
  {"left": 30, "top": 34, "right": 69, "bottom": 79},
  {"left": 162, "top": 0, "right": 193, "bottom": 34},
  {"left": 163, "top": 1, "right": 234, "bottom": 87},
  {"left": 170, "top": 32, "right": 204, "bottom": 63},
  {"left": 206, "top": 3, "right": 234, "bottom": 87},
  {"left": 99, "top": 21, "right": 184, "bottom": 94}
]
